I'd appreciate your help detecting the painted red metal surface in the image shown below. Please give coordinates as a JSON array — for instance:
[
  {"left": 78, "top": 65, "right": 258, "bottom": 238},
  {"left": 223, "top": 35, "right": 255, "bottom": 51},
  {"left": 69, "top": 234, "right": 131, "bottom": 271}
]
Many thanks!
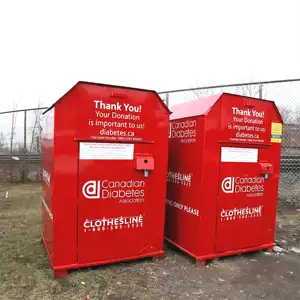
[
  {"left": 42, "top": 81, "right": 170, "bottom": 277},
  {"left": 165, "top": 93, "right": 282, "bottom": 263}
]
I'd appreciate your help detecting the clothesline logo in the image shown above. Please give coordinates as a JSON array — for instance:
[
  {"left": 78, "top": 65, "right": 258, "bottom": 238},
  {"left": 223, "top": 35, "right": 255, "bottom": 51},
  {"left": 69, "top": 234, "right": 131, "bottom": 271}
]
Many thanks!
[
  {"left": 83, "top": 215, "right": 144, "bottom": 232},
  {"left": 167, "top": 171, "right": 193, "bottom": 186},
  {"left": 220, "top": 205, "right": 263, "bottom": 221}
]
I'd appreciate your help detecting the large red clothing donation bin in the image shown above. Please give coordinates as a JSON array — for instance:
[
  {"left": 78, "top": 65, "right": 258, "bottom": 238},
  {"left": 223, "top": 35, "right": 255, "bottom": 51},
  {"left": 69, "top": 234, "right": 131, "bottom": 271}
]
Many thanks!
[
  {"left": 42, "top": 81, "right": 170, "bottom": 277},
  {"left": 165, "top": 93, "right": 282, "bottom": 265}
]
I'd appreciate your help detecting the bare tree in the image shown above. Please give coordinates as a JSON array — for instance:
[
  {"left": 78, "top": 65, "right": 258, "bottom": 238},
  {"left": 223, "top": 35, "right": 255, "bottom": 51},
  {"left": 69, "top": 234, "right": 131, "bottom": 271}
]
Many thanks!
[
  {"left": 184, "top": 86, "right": 216, "bottom": 102},
  {"left": 278, "top": 105, "right": 294, "bottom": 124},
  {"left": 294, "top": 104, "right": 300, "bottom": 125},
  {"left": 0, "top": 132, "right": 6, "bottom": 152},
  {"left": 235, "top": 84, "right": 265, "bottom": 98},
  {"left": 29, "top": 100, "right": 43, "bottom": 154},
  {"left": 186, "top": 82, "right": 267, "bottom": 102},
  {"left": 190, "top": 87, "right": 216, "bottom": 99}
]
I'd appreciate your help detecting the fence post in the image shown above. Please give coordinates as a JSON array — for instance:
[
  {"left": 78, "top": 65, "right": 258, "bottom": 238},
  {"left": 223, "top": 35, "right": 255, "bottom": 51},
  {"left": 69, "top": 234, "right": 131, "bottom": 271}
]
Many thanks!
[
  {"left": 166, "top": 93, "right": 169, "bottom": 107},
  {"left": 23, "top": 110, "right": 27, "bottom": 183},
  {"left": 259, "top": 84, "right": 263, "bottom": 99},
  {"left": 10, "top": 114, "right": 13, "bottom": 183}
]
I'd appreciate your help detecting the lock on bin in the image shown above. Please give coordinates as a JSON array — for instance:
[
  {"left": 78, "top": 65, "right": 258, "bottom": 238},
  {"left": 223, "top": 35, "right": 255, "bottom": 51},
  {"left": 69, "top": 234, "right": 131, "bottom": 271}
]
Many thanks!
[
  {"left": 260, "top": 163, "right": 273, "bottom": 179},
  {"left": 135, "top": 156, "right": 154, "bottom": 177}
]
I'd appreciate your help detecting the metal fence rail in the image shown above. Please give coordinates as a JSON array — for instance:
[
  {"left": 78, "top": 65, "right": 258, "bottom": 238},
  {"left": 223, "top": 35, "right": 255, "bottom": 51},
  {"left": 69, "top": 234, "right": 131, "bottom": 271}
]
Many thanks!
[
  {"left": 0, "top": 154, "right": 41, "bottom": 163},
  {"left": 0, "top": 78, "right": 299, "bottom": 207},
  {"left": 0, "top": 154, "right": 298, "bottom": 170}
]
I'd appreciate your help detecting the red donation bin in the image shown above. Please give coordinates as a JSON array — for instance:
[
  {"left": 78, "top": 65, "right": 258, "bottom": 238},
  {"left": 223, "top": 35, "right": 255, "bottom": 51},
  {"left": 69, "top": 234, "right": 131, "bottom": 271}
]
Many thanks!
[
  {"left": 165, "top": 93, "right": 282, "bottom": 265},
  {"left": 42, "top": 81, "right": 170, "bottom": 277}
]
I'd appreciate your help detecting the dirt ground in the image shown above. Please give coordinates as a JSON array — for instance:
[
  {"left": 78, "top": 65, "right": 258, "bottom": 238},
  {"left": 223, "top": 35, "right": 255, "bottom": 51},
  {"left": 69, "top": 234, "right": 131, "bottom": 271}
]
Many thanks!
[{"left": 0, "top": 184, "right": 299, "bottom": 300}]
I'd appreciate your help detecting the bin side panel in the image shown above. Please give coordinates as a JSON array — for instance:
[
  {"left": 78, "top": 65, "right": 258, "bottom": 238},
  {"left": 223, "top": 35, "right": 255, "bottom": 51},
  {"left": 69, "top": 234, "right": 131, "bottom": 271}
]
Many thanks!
[
  {"left": 42, "top": 107, "right": 55, "bottom": 262},
  {"left": 52, "top": 86, "right": 86, "bottom": 267},
  {"left": 198, "top": 100, "right": 222, "bottom": 257},
  {"left": 165, "top": 116, "right": 202, "bottom": 256},
  {"left": 149, "top": 109, "right": 169, "bottom": 250}
]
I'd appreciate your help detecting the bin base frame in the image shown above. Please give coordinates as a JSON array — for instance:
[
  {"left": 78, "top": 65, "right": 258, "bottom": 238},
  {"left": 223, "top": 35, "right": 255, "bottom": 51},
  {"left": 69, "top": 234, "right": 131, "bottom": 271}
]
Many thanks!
[
  {"left": 165, "top": 237, "right": 275, "bottom": 266},
  {"left": 42, "top": 234, "right": 164, "bottom": 278}
]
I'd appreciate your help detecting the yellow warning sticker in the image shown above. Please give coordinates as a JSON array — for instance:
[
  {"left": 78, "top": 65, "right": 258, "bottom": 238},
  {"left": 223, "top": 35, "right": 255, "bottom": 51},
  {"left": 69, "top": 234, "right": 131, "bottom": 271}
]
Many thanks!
[{"left": 271, "top": 122, "right": 282, "bottom": 143}]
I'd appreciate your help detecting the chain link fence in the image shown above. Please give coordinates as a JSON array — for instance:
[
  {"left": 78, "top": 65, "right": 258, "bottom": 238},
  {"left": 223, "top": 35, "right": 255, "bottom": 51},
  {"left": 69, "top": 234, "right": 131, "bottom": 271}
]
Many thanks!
[
  {"left": 159, "top": 79, "right": 300, "bottom": 208},
  {"left": 0, "top": 107, "right": 46, "bottom": 182},
  {"left": 0, "top": 79, "right": 299, "bottom": 207}
]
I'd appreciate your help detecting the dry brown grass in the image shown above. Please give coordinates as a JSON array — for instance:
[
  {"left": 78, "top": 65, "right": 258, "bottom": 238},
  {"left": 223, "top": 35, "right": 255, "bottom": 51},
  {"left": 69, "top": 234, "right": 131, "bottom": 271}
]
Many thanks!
[{"left": 0, "top": 184, "right": 94, "bottom": 300}]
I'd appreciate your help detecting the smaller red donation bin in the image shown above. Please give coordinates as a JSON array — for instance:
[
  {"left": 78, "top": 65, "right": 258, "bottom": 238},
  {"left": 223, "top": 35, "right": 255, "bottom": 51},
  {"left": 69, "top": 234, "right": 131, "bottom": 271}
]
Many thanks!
[
  {"left": 165, "top": 93, "right": 282, "bottom": 265},
  {"left": 42, "top": 81, "right": 170, "bottom": 277}
]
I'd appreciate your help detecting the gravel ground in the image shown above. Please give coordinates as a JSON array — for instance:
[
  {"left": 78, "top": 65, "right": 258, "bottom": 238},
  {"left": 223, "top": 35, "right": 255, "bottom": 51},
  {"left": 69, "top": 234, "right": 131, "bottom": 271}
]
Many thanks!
[{"left": 0, "top": 183, "right": 299, "bottom": 300}]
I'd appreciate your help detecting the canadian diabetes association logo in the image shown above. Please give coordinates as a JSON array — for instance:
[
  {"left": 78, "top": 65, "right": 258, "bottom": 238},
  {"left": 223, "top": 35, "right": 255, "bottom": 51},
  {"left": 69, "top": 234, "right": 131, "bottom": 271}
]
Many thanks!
[
  {"left": 221, "top": 176, "right": 265, "bottom": 197},
  {"left": 221, "top": 177, "right": 235, "bottom": 193},
  {"left": 82, "top": 179, "right": 145, "bottom": 203},
  {"left": 169, "top": 119, "right": 197, "bottom": 143},
  {"left": 82, "top": 180, "right": 101, "bottom": 199}
]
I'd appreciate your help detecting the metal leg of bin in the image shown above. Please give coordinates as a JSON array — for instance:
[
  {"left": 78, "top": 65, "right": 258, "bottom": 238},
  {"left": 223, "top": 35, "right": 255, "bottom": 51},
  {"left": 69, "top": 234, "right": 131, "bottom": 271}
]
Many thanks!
[
  {"left": 54, "top": 269, "right": 68, "bottom": 278},
  {"left": 196, "top": 259, "right": 206, "bottom": 267},
  {"left": 265, "top": 247, "right": 273, "bottom": 253},
  {"left": 152, "top": 255, "right": 160, "bottom": 262}
]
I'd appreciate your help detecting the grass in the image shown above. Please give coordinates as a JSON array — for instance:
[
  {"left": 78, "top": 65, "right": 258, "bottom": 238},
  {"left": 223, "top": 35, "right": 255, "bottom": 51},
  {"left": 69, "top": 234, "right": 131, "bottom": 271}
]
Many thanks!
[
  {"left": 0, "top": 184, "right": 94, "bottom": 300},
  {"left": 277, "top": 208, "right": 300, "bottom": 224}
]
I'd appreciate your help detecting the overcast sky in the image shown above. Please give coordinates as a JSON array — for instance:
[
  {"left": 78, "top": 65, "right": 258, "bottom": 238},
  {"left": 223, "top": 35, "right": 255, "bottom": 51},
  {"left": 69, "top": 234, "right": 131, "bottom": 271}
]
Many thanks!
[{"left": 0, "top": 0, "right": 299, "bottom": 112}]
